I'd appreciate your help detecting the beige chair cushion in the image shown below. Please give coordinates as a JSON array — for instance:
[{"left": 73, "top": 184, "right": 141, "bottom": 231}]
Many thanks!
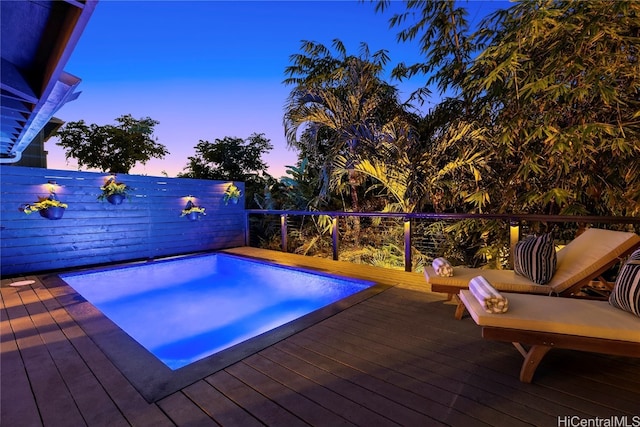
[
  {"left": 459, "top": 290, "right": 640, "bottom": 343},
  {"left": 424, "top": 228, "right": 640, "bottom": 295},
  {"left": 548, "top": 228, "right": 640, "bottom": 293},
  {"left": 425, "top": 267, "right": 551, "bottom": 294}
]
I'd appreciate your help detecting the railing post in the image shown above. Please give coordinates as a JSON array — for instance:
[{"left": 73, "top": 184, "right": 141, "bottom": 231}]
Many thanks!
[
  {"left": 281, "top": 214, "right": 288, "bottom": 252},
  {"left": 404, "top": 218, "right": 412, "bottom": 272},
  {"left": 509, "top": 220, "right": 520, "bottom": 268},
  {"left": 244, "top": 211, "right": 250, "bottom": 246},
  {"left": 332, "top": 216, "right": 339, "bottom": 261}
]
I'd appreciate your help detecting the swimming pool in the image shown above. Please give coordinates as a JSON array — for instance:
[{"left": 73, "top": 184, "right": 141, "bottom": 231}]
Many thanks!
[
  {"left": 61, "top": 253, "right": 374, "bottom": 370},
  {"left": 57, "top": 253, "right": 384, "bottom": 401}
]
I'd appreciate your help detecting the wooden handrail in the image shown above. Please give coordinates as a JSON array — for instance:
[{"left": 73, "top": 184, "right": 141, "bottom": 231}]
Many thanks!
[{"left": 247, "top": 210, "right": 640, "bottom": 224}]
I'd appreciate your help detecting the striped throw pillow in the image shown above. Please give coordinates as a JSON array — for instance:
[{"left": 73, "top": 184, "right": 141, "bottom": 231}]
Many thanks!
[
  {"left": 513, "top": 233, "right": 557, "bottom": 285},
  {"left": 609, "top": 248, "right": 640, "bottom": 317}
]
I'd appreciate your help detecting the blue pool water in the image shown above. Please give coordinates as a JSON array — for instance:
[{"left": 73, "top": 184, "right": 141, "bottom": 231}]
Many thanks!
[{"left": 61, "top": 254, "right": 374, "bottom": 370}]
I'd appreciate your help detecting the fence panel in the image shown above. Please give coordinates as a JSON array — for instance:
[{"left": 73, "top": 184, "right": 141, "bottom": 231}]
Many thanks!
[{"left": 0, "top": 166, "right": 245, "bottom": 276}]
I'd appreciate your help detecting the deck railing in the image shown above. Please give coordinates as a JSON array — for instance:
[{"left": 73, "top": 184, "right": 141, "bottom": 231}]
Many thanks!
[{"left": 245, "top": 210, "right": 640, "bottom": 272}]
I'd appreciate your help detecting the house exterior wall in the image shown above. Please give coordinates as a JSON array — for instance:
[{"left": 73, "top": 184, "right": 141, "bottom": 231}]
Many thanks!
[{"left": 0, "top": 166, "right": 246, "bottom": 276}]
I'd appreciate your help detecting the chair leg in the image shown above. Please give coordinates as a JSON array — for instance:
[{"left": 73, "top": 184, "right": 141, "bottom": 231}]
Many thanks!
[
  {"left": 519, "top": 344, "right": 552, "bottom": 383},
  {"left": 454, "top": 300, "right": 467, "bottom": 320}
]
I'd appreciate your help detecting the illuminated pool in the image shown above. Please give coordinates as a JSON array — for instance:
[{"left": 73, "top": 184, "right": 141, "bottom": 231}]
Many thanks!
[
  {"left": 57, "top": 253, "right": 383, "bottom": 401},
  {"left": 61, "top": 253, "right": 375, "bottom": 369}
]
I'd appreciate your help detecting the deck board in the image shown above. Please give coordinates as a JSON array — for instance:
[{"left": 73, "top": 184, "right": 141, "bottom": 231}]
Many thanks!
[
  {"left": 244, "top": 352, "right": 385, "bottom": 426},
  {"left": 317, "top": 314, "right": 583, "bottom": 420},
  {"left": 3, "top": 285, "right": 87, "bottom": 427},
  {"left": 17, "top": 285, "right": 128, "bottom": 427},
  {"left": 255, "top": 346, "right": 399, "bottom": 426},
  {"left": 205, "top": 369, "right": 309, "bottom": 427},
  {"left": 2, "top": 247, "right": 639, "bottom": 426},
  {"left": 0, "top": 289, "right": 42, "bottom": 427},
  {"left": 270, "top": 341, "right": 412, "bottom": 425},
  {"left": 225, "top": 360, "right": 354, "bottom": 426},
  {"left": 182, "top": 380, "right": 263, "bottom": 427},
  {"left": 296, "top": 325, "right": 553, "bottom": 426},
  {"left": 156, "top": 391, "right": 220, "bottom": 427},
  {"left": 283, "top": 333, "right": 498, "bottom": 427}
]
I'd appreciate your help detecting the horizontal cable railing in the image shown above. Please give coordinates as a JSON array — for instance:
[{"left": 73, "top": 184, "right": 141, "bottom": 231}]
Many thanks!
[{"left": 244, "top": 210, "right": 640, "bottom": 272}]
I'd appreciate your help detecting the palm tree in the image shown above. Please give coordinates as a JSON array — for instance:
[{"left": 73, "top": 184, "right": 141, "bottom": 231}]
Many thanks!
[
  {"left": 377, "top": 0, "right": 477, "bottom": 110},
  {"left": 338, "top": 118, "right": 490, "bottom": 215},
  {"left": 283, "top": 39, "right": 403, "bottom": 214}
]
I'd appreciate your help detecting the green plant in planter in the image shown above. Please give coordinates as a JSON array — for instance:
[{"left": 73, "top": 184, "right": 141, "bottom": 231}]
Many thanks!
[
  {"left": 20, "top": 193, "right": 68, "bottom": 220},
  {"left": 20, "top": 195, "right": 68, "bottom": 214},
  {"left": 98, "top": 177, "right": 132, "bottom": 204},
  {"left": 223, "top": 183, "right": 242, "bottom": 205},
  {"left": 181, "top": 200, "right": 206, "bottom": 218}
]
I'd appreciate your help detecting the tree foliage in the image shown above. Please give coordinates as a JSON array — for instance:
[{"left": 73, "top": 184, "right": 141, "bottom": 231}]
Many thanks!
[
  {"left": 55, "top": 114, "right": 168, "bottom": 174},
  {"left": 179, "top": 133, "right": 273, "bottom": 182},
  {"left": 377, "top": 0, "right": 477, "bottom": 106},
  {"left": 179, "top": 133, "right": 274, "bottom": 208},
  {"left": 374, "top": 0, "right": 640, "bottom": 217},
  {"left": 466, "top": 0, "right": 640, "bottom": 215}
]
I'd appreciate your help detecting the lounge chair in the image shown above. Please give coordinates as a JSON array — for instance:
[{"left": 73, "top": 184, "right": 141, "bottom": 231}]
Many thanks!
[
  {"left": 425, "top": 228, "right": 640, "bottom": 317},
  {"left": 458, "top": 290, "right": 640, "bottom": 383}
]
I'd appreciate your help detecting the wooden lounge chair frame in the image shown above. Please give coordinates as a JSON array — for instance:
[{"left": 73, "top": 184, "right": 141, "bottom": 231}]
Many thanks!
[{"left": 459, "top": 290, "right": 640, "bottom": 383}]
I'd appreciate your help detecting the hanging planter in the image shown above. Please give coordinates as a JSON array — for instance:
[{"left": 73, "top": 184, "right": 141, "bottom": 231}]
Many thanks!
[
  {"left": 39, "top": 206, "right": 66, "bottom": 220},
  {"left": 107, "top": 193, "right": 125, "bottom": 205},
  {"left": 99, "top": 176, "right": 132, "bottom": 205},
  {"left": 181, "top": 199, "right": 206, "bottom": 221},
  {"left": 223, "top": 183, "right": 242, "bottom": 206},
  {"left": 20, "top": 195, "right": 68, "bottom": 220},
  {"left": 186, "top": 211, "right": 200, "bottom": 221}
]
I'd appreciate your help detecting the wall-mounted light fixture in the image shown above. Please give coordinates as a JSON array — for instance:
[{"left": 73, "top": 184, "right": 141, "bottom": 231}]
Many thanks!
[
  {"left": 104, "top": 174, "right": 117, "bottom": 187},
  {"left": 45, "top": 180, "right": 57, "bottom": 195},
  {"left": 184, "top": 196, "right": 194, "bottom": 210}
]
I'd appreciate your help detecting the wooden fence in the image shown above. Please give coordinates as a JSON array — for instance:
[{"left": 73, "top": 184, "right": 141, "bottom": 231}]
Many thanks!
[{"left": 0, "top": 166, "right": 245, "bottom": 276}]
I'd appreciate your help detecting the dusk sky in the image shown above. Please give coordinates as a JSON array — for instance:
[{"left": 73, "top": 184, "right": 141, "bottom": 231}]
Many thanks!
[{"left": 48, "top": 0, "right": 509, "bottom": 179}]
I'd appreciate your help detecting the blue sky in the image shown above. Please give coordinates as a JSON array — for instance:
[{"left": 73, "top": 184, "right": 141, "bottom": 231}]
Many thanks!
[{"left": 49, "top": 0, "right": 509, "bottom": 178}]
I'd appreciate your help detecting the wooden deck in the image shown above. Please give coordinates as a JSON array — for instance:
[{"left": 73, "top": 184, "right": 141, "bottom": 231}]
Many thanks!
[{"left": 2, "top": 247, "right": 639, "bottom": 426}]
